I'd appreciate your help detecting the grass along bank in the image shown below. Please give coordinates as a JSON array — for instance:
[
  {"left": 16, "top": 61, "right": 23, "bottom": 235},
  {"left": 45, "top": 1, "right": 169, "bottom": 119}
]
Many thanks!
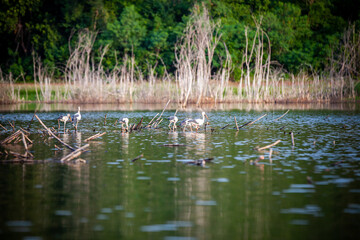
[
  {"left": 1, "top": 76, "right": 359, "bottom": 105},
  {"left": 1, "top": 5, "right": 359, "bottom": 105}
]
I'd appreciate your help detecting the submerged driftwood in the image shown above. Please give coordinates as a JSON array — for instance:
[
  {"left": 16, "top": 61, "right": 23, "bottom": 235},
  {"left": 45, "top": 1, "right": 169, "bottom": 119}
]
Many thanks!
[
  {"left": 238, "top": 114, "right": 267, "bottom": 129},
  {"left": 161, "top": 144, "right": 187, "bottom": 147},
  {"left": 290, "top": 132, "right": 295, "bottom": 146},
  {"left": 27, "top": 111, "right": 37, "bottom": 130},
  {"left": 186, "top": 157, "right": 214, "bottom": 167},
  {"left": 131, "top": 154, "right": 143, "bottom": 162},
  {"left": 274, "top": 110, "right": 290, "bottom": 121},
  {"left": 35, "top": 114, "right": 77, "bottom": 151},
  {"left": 85, "top": 132, "right": 106, "bottom": 142},
  {"left": 133, "top": 117, "right": 143, "bottom": 130},
  {"left": 234, "top": 116, "right": 239, "bottom": 131},
  {"left": 0, "top": 123, "right": 7, "bottom": 131},
  {"left": 1, "top": 128, "right": 34, "bottom": 160},
  {"left": 146, "top": 113, "right": 159, "bottom": 128},
  {"left": 256, "top": 140, "right": 281, "bottom": 151},
  {"left": 60, "top": 144, "right": 89, "bottom": 162}
]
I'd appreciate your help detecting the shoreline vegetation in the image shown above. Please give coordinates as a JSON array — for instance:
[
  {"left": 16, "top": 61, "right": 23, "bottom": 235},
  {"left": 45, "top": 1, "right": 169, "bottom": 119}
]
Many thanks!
[{"left": 1, "top": 4, "right": 359, "bottom": 106}]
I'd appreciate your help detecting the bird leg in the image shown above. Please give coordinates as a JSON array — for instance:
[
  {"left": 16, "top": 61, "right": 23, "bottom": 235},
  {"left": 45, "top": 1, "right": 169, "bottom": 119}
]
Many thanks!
[
  {"left": 168, "top": 122, "right": 172, "bottom": 130},
  {"left": 64, "top": 121, "right": 66, "bottom": 133},
  {"left": 58, "top": 119, "right": 60, "bottom": 130}
]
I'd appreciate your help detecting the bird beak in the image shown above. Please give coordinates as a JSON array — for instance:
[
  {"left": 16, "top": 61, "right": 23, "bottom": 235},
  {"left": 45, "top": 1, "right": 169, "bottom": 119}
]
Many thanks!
[{"left": 205, "top": 114, "right": 209, "bottom": 120}]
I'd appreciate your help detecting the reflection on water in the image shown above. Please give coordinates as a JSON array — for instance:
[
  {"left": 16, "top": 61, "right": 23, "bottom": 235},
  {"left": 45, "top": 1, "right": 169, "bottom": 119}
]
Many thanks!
[
  {"left": 120, "top": 132, "right": 129, "bottom": 154},
  {"left": 1, "top": 102, "right": 359, "bottom": 112},
  {"left": 0, "top": 105, "right": 360, "bottom": 239}
]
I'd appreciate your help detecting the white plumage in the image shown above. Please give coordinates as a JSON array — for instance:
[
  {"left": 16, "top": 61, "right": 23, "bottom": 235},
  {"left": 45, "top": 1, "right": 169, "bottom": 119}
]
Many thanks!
[
  {"left": 72, "top": 106, "right": 81, "bottom": 131},
  {"left": 119, "top": 117, "right": 129, "bottom": 131},
  {"left": 181, "top": 112, "right": 208, "bottom": 131},
  {"left": 58, "top": 114, "right": 71, "bottom": 132},
  {"left": 168, "top": 115, "right": 178, "bottom": 131}
]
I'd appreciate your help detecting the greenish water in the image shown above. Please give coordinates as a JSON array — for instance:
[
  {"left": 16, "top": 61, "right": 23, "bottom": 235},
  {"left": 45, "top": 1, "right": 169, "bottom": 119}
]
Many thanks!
[{"left": 0, "top": 105, "right": 360, "bottom": 240}]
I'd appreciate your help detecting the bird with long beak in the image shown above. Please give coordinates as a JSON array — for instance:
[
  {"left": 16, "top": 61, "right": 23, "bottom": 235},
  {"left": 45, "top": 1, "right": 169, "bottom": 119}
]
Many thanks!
[
  {"left": 58, "top": 114, "right": 72, "bottom": 133},
  {"left": 194, "top": 111, "right": 209, "bottom": 126},
  {"left": 168, "top": 115, "right": 178, "bottom": 131},
  {"left": 72, "top": 106, "right": 81, "bottom": 131},
  {"left": 180, "top": 118, "right": 194, "bottom": 132},
  {"left": 119, "top": 117, "right": 129, "bottom": 132},
  {"left": 189, "top": 111, "right": 209, "bottom": 131}
]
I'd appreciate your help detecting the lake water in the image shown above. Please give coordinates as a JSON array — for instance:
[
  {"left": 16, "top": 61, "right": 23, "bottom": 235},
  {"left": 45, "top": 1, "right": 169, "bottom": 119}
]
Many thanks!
[{"left": 0, "top": 104, "right": 360, "bottom": 240}]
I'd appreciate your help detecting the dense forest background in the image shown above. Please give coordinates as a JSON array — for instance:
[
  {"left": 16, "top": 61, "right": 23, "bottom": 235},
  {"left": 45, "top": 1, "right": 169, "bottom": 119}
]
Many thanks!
[{"left": 1, "top": 0, "right": 359, "bottom": 81}]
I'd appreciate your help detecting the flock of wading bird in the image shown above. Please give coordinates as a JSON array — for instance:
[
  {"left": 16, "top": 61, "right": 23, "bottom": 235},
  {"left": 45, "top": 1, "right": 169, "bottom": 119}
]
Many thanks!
[
  {"left": 57, "top": 106, "right": 210, "bottom": 133},
  {"left": 0, "top": 100, "right": 291, "bottom": 165}
]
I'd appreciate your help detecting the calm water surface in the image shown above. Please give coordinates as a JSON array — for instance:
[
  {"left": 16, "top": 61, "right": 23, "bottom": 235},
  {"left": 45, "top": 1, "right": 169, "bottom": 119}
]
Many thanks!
[{"left": 0, "top": 104, "right": 360, "bottom": 240}]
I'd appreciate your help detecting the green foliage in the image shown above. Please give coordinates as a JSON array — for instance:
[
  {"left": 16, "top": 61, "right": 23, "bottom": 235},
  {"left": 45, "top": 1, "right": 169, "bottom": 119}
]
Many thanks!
[
  {"left": 355, "top": 81, "right": 360, "bottom": 96},
  {"left": 0, "top": 0, "right": 358, "bottom": 81},
  {"left": 107, "top": 5, "right": 147, "bottom": 53}
]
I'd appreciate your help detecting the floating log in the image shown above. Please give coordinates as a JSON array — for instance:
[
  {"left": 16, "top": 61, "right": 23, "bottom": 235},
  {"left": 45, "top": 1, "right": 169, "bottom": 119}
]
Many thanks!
[
  {"left": 186, "top": 158, "right": 213, "bottom": 167},
  {"left": 154, "top": 118, "right": 163, "bottom": 128},
  {"left": 134, "top": 117, "right": 143, "bottom": 130},
  {"left": 104, "top": 114, "right": 107, "bottom": 126},
  {"left": 75, "top": 158, "right": 87, "bottom": 163},
  {"left": 274, "top": 110, "right": 290, "bottom": 121},
  {"left": 306, "top": 176, "right": 314, "bottom": 184},
  {"left": 151, "top": 99, "right": 170, "bottom": 128},
  {"left": 291, "top": 132, "right": 295, "bottom": 146},
  {"left": 85, "top": 132, "right": 106, "bottom": 142},
  {"left": 238, "top": 114, "right": 267, "bottom": 129},
  {"left": 0, "top": 129, "right": 31, "bottom": 146},
  {"left": 162, "top": 144, "right": 187, "bottom": 147},
  {"left": 0, "top": 123, "right": 7, "bottom": 131},
  {"left": 256, "top": 140, "right": 281, "bottom": 151},
  {"left": 9, "top": 151, "right": 30, "bottom": 160},
  {"left": 1, "top": 130, "right": 34, "bottom": 160},
  {"left": 35, "top": 114, "right": 77, "bottom": 151},
  {"left": 156, "top": 100, "right": 170, "bottom": 122},
  {"left": 8, "top": 121, "right": 15, "bottom": 132},
  {"left": 146, "top": 113, "right": 159, "bottom": 128},
  {"left": 131, "top": 154, "right": 143, "bottom": 162},
  {"left": 21, "top": 132, "right": 33, "bottom": 158},
  {"left": 23, "top": 133, "right": 33, "bottom": 144},
  {"left": 27, "top": 111, "right": 37, "bottom": 130},
  {"left": 19, "top": 127, "right": 30, "bottom": 135},
  {"left": 54, "top": 145, "right": 62, "bottom": 151},
  {"left": 128, "top": 124, "right": 135, "bottom": 133},
  {"left": 1, "top": 151, "right": 38, "bottom": 163},
  {"left": 60, "top": 144, "right": 89, "bottom": 162},
  {"left": 186, "top": 159, "right": 206, "bottom": 167},
  {"left": 1, "top": 130, "right": 21, "bottom": 145},
  {"left": 247, "top": 114, "right": 267, "bottom": 127}
]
